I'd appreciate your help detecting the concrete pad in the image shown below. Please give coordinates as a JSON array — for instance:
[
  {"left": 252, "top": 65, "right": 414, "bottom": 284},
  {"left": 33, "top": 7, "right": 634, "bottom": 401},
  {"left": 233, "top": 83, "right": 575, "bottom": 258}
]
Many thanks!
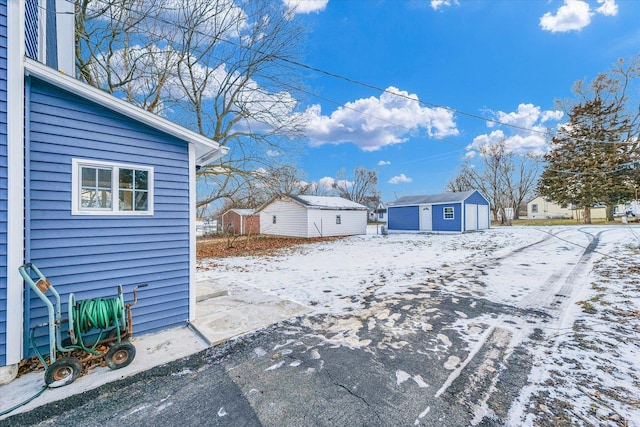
[
  {"left": 196, "top": 279, "right": 229, "bottom": 302},
  {"left": 0, "top": 326, "right": 208, "bottom": 419},
  {"left": 0, "top": 277, "right": 310, "bottom": 419},
  {"left": 191, "top": 277, "right": 312, "bottom": 346}
]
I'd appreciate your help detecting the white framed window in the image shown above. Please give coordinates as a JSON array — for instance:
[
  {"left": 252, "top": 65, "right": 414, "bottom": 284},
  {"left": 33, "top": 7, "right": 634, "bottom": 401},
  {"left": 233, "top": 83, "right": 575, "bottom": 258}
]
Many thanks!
[
  {"left": 72, "top": 159, "right": 154, "bottom": 215},
  {"left": 336, "top": 215, "right": 341, "bottom": 224},
  {"left": 443, "top": 206, "right": 454, "bottom": 220},
  {"left": 531, "top": 204, "right": 538, "bottom": 213}
]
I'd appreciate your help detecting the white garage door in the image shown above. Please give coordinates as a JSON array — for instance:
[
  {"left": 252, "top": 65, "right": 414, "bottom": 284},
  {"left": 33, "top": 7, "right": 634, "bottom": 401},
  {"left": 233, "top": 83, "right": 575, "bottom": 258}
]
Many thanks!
[
  {"left": 478, "top": 205, "right": 490, "bottom": 229},
  {"left": 465, "top": 204, "right": 478, "bottom": 231}
]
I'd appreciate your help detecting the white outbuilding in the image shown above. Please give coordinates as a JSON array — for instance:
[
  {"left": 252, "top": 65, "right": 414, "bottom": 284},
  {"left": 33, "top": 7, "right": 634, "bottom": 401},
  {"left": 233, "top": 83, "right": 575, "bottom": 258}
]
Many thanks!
[{"left": 258, "top": 195, "right": 368, "bottom": 238}]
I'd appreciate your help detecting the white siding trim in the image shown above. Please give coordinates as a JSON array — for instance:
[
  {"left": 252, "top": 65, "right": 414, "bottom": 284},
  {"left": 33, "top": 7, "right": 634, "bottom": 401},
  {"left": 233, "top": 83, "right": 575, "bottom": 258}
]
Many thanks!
[
  {"left": 188, "top": 145, "right": 196, "bottom": 321},
  {"left": 37, "top": 0, "right": 46, "bottom": 64},
  {"left": 6, "top": 0, "right": 26, "bottom": 364},
  {"left": 55, "top": 0, "right": 75, "bottom": 75}
]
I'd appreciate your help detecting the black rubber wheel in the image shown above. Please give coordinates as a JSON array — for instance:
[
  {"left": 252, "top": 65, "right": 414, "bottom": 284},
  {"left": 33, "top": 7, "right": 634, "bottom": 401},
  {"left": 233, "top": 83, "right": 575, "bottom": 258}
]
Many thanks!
[
  {"left": 105, "top": 342, "right": 136, "bottom": 370},
  {"left": 45, "top": 357, "right": 82, "bottom": 388}
]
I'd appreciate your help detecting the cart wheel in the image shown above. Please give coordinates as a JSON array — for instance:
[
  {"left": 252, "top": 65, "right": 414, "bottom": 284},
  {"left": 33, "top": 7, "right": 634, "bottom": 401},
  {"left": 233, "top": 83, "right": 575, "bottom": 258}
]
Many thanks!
[
  {"left": 45, "top": 357, "right": 82, "bottom": 388},
  {"left": 105, "top": 342, "right": 136, "bottom": 370}
]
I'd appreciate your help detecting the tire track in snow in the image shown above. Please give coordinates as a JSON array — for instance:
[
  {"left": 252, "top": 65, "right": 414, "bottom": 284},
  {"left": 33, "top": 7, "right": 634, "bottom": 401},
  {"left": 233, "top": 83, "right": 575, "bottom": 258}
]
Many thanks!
[
  {"left": 514, "top": 229, "right": 598, "bottom": 312},
  {"left": 433, "top": 228, "right": 606, "bottom": 425},
  {"left": 523, "top": 228, "right": 604, "bottom": 315}
]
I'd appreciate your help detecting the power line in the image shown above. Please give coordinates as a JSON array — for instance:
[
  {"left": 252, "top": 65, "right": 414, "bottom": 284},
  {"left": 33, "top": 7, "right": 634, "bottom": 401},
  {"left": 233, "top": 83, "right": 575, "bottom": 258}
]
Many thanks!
[
  {"left": 57, "top": 0, "right": 638, "bottom": 147},
  {"left": 63, "top": 0, "right": 556, "bottom": 136},
  {"left": 255, "top": 72, "right": 468, "bottom": 149}
]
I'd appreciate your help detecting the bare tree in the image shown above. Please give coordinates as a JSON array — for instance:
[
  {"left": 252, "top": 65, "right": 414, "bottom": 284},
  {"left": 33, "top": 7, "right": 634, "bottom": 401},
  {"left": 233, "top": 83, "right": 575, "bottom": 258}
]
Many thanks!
[
  {"left": 75, "top": 0, "right": 308, "bottom": 210},
  {"left": 445, "top": 173, "right": 474, "bottom": 193},
  {"left": 332, "top": 167, "right": 381, "bottom": 206},
  {"left": 447, "top": 140, "right": 540, "bottom": 223},
  {"left": 260, "top": 165, "right": 312, "bottom": 197}
]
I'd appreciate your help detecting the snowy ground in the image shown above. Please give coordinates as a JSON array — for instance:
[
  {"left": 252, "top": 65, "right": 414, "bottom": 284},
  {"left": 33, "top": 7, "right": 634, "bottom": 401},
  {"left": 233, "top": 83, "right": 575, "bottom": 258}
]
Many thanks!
[{"left": 198, "top": 225, "right": 640, "bottom": 426}]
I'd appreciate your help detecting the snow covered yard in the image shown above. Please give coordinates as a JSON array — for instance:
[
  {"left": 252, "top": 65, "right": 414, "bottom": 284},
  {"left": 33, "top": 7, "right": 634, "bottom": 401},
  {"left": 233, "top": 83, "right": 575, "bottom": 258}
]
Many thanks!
[{"left": 197, "top": 225, "right": 640, "bottom": 425}]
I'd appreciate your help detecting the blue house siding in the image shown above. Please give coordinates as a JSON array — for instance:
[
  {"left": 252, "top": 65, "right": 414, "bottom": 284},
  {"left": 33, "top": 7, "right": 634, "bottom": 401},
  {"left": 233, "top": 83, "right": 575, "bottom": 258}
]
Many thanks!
[
  {"left": 0, "top": 0, "right": 8, "bottom": 366},
  {"left": 432, "top": 203, "right": 462, "bottom": 232},
  {"left": 25, "top": 77, "right": 192, "bottom": 352},
  {"left": 465, "top": 190, "right": 489, "bottom": 206},
  {"left": 388, "top": 206, "right": 419, "bottom": 230}
]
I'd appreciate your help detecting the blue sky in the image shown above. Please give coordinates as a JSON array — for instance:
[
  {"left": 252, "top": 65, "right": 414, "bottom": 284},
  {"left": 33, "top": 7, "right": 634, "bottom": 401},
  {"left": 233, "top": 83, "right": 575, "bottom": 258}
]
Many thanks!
[{"left": 280, "top": 0, "right": 640, "bottom": 202}]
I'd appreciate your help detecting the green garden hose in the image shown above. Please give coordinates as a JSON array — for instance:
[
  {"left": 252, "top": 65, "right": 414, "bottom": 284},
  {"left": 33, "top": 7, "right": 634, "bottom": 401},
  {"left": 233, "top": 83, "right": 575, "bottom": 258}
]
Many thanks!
[
  {"left": 0, "top": 386, "right": 47, "bottom": 417},
  {"left": 72, "top": 297, "right": 124, "bottom": 350}
]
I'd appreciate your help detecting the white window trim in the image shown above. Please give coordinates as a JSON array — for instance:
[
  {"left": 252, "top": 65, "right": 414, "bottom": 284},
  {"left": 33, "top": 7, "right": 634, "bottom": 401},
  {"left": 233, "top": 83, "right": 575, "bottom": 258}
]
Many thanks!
[
  {"left": 443, "top": 206, "right": 454, "bottom": 220},
  {"left": 72, "top": 158, "right": 154, "bottom": 216}
]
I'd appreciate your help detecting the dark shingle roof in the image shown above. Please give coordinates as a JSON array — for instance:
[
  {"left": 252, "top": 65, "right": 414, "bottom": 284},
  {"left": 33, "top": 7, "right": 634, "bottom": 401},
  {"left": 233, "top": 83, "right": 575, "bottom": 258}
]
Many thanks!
[{"left": 392, "top": 190, "right": 478, "bottom": 206}]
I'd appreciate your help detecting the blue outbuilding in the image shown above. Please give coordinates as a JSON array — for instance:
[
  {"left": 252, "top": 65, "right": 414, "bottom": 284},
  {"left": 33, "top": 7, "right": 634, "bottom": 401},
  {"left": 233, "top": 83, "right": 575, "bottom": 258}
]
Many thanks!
[{"left": 387, "top": 190, "right": 490, "bottom": 233}]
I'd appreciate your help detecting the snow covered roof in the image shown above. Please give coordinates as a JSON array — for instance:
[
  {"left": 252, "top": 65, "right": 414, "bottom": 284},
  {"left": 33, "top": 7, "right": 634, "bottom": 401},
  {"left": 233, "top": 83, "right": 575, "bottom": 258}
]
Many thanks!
[
  {"left": 292, "top": 195, "right": 368, "bottom": 210},
  {"left": 256, "top": 194, "right": 368, "bottom": 212},
  {"left": 391, "top": 190, "right": 478, "bottom": 206},
  {"left": 230, "top": 209, "right": 256, "bottom": 216}
]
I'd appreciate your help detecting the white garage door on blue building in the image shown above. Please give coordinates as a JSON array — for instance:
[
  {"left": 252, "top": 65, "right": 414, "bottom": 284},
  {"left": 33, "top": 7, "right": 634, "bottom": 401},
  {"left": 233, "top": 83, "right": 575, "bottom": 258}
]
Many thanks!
[{"left": 387, "top": 190, "right": 490, "bottom": 233}]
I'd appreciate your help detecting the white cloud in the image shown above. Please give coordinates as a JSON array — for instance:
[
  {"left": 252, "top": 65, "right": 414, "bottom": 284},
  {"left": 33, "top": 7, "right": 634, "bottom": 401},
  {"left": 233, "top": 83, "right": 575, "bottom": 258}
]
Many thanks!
[
  {"left": 388, "top": 174, "right": 413, "bottom": 184},
  {"left": 430, "top": 0, "right": 459, "bottom": 11},
  {"left": 540, "top": 0, "right": 592, "bottom": 33},
  {"left": 283, "top": 0, "right": 328, "bottom": 14},
  {"left": 378, "top": 160, "right": 391, "bottom": 166},
  {"left": 317, "top": 176, "right": 336, "bottom": 191},
  {"left": 315, "top": 176, "right": 353, "bottom": 192},
  {"left": 303, "top": 86, "right": 459, "bottom": 152},
  {"left": 468, "top": 103, "right": 563, "bottom": 155},
  {"left": 266, "top": 150, "right": 280, "bottom": 157},
  {"left": 596, "top": 0, "right": 618, "bottom": 16}
]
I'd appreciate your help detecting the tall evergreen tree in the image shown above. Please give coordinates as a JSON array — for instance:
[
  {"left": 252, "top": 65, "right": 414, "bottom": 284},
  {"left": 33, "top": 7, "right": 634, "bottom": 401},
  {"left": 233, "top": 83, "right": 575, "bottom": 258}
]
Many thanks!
[{"left": 538, "top": 57, "right": 639, "bottom": 223}]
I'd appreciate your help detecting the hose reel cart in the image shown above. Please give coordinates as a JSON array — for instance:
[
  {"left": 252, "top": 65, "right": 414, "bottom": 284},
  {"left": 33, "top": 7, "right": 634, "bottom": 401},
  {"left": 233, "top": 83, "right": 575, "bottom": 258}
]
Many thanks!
[{"left": 19, "top": 263, "right": 145, "bottom": 388}]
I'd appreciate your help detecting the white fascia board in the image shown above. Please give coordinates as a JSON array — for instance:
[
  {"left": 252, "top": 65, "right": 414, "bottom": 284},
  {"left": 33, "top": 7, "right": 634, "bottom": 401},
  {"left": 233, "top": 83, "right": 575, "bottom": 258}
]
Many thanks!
[
  {"left": 23, "top": 58, "right": 228, "bottom": 165},
  {"left": 6, "top": 0, "right": 26, "bottom": 365},
  {"left": 189, "top": 145, "right": 196, "bottom": 322}
]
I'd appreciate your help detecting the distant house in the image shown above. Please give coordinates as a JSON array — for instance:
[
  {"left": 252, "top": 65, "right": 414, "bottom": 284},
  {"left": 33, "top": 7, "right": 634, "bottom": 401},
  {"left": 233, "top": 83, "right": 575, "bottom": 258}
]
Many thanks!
[
  {"left": 196, "top": 218, "right": 218, "bottom": 237},
  {"left": 574, "top": 205, "right": 607, "bottom": 220},
  {"left": 258, "top": 195, "right": 368, "bottom": 238},
  {"left": 527, "top": 197, "right": 572, "bottom": 219},
  {"left": 387, "top": 190, "right": 490, "bottom": 233},
  {"left": 0, "top": 1, "right": 227, "bottom": 383},
  {"left": 614, "top": 200, "right": 640, "bottom": 217},
  {"left": 221, "top": 209, "right": 260, "bottom": 235},
  {"left": 368, "top": 202, "right": 387, "bottom": 223},
  {"left": 526, "top": 197, "right": 612, "bottom": 220}
]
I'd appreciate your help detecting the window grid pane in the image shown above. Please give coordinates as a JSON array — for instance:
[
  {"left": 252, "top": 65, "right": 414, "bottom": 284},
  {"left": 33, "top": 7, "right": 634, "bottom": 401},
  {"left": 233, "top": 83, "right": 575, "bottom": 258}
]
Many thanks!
[
  {"left": 80, "top": 167, "right": 112, "bottom": 209},
  {"left": 118, "top": 168, "right": 150, "bottom": 212},
  {"left": 444, "top": 207, "right": 454, "bottom": 219}
]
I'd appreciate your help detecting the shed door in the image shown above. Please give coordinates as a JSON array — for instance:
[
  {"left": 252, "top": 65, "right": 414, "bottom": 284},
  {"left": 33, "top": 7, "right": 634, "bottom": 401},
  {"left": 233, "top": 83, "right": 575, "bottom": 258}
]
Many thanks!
[
  {"left": 465, "top": 204, "right": 478, "bottom": 231},
  {"left": 420, "top": 205, "right": 432, "bottom": 230},
  {"left": 478, "top": 205, "right": 490, "bottom": 229}
]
